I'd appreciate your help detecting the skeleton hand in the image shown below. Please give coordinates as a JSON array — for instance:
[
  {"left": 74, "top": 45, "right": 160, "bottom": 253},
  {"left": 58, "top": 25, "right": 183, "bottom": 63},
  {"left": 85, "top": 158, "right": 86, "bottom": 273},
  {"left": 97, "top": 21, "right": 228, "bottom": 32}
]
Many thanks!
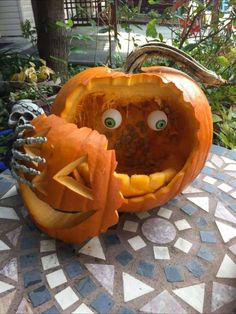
[{"left": 8, "top": 99, "right": 47, "bottom": 186}]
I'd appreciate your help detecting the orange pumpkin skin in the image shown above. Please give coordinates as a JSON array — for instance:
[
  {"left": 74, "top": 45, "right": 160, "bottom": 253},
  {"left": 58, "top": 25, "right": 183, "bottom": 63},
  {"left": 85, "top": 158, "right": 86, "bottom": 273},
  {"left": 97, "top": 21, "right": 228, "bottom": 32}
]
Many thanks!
[
  {"left": 19, "top": 114, "right": 122, "bottom": 243},
  {"left": 51, "top": 66, "right": 213, "bottom": 212}
]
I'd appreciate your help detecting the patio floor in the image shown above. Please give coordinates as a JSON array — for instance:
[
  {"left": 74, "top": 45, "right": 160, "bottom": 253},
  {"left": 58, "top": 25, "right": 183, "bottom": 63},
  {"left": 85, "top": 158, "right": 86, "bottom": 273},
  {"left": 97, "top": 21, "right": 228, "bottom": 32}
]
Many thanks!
[{"left": 0, "top": 144, "right": 236, "bottom": 314}]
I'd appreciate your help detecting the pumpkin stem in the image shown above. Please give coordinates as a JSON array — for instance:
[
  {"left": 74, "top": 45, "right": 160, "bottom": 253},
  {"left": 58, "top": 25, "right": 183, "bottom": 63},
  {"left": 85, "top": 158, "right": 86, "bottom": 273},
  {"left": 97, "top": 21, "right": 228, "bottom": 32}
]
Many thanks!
[{"left": 122, "top": 43, "right": 227, "bottom": 86}]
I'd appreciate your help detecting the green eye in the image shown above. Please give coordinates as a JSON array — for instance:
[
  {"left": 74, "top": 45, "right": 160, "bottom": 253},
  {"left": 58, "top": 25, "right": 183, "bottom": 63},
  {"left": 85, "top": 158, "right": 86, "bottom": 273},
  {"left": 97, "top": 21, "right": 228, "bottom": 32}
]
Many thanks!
[
  {"left": 102, "top": 109, "right": 122, "bottom": 129},
  {"left": 105, "top": 117, "right": 116, "bottom": 128},
  {"left": 156, "top": 119, "right": 167, "bottom": 130}
]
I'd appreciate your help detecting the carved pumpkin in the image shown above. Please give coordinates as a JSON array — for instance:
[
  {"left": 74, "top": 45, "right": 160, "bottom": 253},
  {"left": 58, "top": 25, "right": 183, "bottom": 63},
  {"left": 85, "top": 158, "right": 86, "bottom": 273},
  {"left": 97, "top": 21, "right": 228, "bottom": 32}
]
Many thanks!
[{"left": 18, "top": 44, "right": 218, "bottom": 243}]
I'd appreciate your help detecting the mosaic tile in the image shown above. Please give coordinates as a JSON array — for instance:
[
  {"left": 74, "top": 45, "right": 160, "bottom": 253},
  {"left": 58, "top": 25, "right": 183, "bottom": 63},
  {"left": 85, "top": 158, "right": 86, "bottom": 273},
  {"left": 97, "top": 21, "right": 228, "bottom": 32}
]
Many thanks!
[
  {"left": 174, "top": 238, "right": 192, "bottom": 253},
  {"left": 20, "top": 253, "right": 39, "bottom": 268},
  {"left": 218, "top": 183, "right": 233, "bottom": 193},
  {"left": 215, "top": 201, "right": 236, "bottom": 224},
  {"left": 41, "top": 253, "right": 60, "bottom": 271},
  {"left": 0, "top": 240, "right": 10, "bottom": 251},
  {"left": 197, "top": 247, "right": 215, "bottom": 262},
  {"left": 222, "top": 156, "right": 236, "bottom": 164},
  {"left": 153, "top": 246, "right": 170, "bottom": 260},
  {"left": 1, "top": 185, "right": 18, "bottom": 199},
  {"left": 202, "top": 183, "right": 217, "bottom": 193},
  {"left": 205, "top": 161, "right": 216, "bottom": 169},
  {"left": 118, "top": 306, "right": 137, "bottom": 314},
  {"left": 85, "top": 264, "right": 114, "bottom": 295},
  {"left": 55, "top": 287, "right": 79, "bottom": 310},
  {"left": 0, "top": 206, "right": 19, "bottom": 220},
  {"left": 200, "top": 231, "right": 217, "bottom": 243},
  {"left": 123, "top": 272, "right": 154, "bottom": 302},
  {"left": 137, "top": 260, "right": 155, "bottom": 278},
  {"left": 128, "top": 235, "right": 146, "bottom": 251},
  {"left": 24, "top": 270, "right": 42, "bottom": 288},
  {"left": 181, "top": 204, "right": 198, "bottom": 215},
  {"left": 182, "top": 185, "right": 202, "bottom": 194},
  {"left": 6, "top": 226, "right": 22, "bottom": 246},
  {"left": 230, "top": 204, "right": 236, "bottom": 213},
  {"left": 211, "top": 145, "right": 227, "bottom": 155},
  {"left": 173, "top": 283, "right": 205, "bottom": 314},
  {"left": 201, "top": 166, "right": 213, "bottom": 175},
  {"left": 135, "top": 212, "right": 150, "bottom": 219},
  {"left": 0, "top": 258, "right": 18, "bottom": 281},
  {"left": 21, "top": 236, "right": 40, "bottom": 250},
  {"left": 227, "top": 150, "right": 236, "bottom": 160},
  {"left": 164, "top": 266, "right": 184, "bottom": 282},
  {"left": 46, "top": 269, "right": 67, "bottom": 289},
  {"left": 116, "top": 251, "right": 133, "bottom": 266},
  {"left": 28, "top": 285, "right": 51, "bottom": 307},
  {"left": 157, "top": 207, "right": 172, "bottom": 219},
  {"left": 103, "top": 234, "right": 120, "bottom": 247},
  {"left": 225, "top": 164, "right": 236, "bottom": 171},
  {"left": 142, "top": 218, "right": 176, "bottom": 244},
  {"left": 187, "top": 196, "right": 209, "bottom": 212},
  {"left": 123, "top": 220, "right": 138, "bottom": 232},
  {"left": 211, "top": 154, "right": 224, "bottom": 168},
  {"left": 231, "top": 191, "right": 236, "bottom": 199},
  {"left": 0, "top": 178, "right": 14, "bottom": 199},
  {"left": 16, "top": 298, "right": 33, "bottom": 314},
  {"left": 42, "top": 305, "right": 60, "bottom": 314},
  {"left": 196, "top": 217, "right": 208, "bottom": 227},
  {"left": 72, "top": 303, "right": 94, "bottom": 314},
  {"left": 40, "top": 240, "right": 56, "bottom": 253},
  {"left": 214, "top": 172, "right": 230, "bottom": 181},
  {"left": 230, "top": 179, "right": 236, "bottom": 188},
  {"left": 185, "top": 260, "right": 206, "bottom": 278},
  {"left": 64, "top": 260, "right": 84, "bottom": 279},
  {"left": 0, "top": 290, "right": 16, "bottom": 314},
  {"left": 90, "top": 292, "right": 114, "bottom": 314},
  {"left": 229, "top": 243, "right": 236, "bottom": 255},
  {"left": 211, "top": 282, "right": 236, "bottom": 312},
  {"left": 140, "top": 290, "right": 187, "bottom": 314},
  {"left": 75, "top": 276, "right": 97, "bottom": 297},
  {"left": 219, "top": 191, "right": 235, "bottom": 203},
  {"left": 79, "top": 236, "right": 105, "bottom": 260},
  {"left": 216, "top": 254, "right": 236, "bottom": 278},
  {"left": 203, "top": 176, "right": 217, "bottom": 184},
  {"left": 174, "top": 219, "right": 191, "bottom": 231},
  {"left": 0, "top": 281, "right": 15, "bottom": 294},
  {"left": 215, "top": 220, "right": 236, "bottom": 243}
]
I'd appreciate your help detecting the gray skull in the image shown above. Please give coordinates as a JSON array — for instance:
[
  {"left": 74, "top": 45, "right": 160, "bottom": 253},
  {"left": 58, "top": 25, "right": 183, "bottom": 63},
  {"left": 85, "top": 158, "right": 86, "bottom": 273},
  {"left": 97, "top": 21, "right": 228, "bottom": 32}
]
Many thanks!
[{"left": 8, "top": 99, "right": 44, "bottom": 128}]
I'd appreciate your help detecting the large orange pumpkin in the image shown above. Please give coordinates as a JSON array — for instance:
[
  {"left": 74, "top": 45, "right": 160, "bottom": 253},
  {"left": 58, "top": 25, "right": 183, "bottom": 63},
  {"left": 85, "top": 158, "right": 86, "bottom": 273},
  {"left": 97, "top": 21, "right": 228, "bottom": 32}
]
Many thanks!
[{"left": 18, "top": 44, "right": 215, "bottom": 243}]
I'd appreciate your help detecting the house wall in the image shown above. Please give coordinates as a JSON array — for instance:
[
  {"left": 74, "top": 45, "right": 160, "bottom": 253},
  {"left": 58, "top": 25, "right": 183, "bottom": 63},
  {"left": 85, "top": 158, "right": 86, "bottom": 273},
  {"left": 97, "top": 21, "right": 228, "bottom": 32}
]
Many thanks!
[{"left": 0, "top": 0, "right": 34, "bottom": 37}]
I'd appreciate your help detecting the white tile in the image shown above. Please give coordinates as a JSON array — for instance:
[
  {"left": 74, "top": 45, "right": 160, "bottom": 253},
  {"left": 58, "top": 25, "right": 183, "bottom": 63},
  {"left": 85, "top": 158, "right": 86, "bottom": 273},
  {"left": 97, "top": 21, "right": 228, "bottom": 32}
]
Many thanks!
[
  {"left": 224, "top": 164, "right": 236, "bottom": 171},
  {"left": 128, "top": 236, "right": 146, "bottom": 251},
  {"left": 229, "top": 243, "right": 236, "bottom": 255},
  {"left": 174, "top": 237, "right": 192, "bottom": 253},
  {"left": 215, "top": 202, "right": 236, "bottom": 224},
  {"left": 211, "top": 282, "right": 236, "bottom": 312},
  {"left": 0, "top": 240, "right": 10, "bottom": 251},
  {"left": 205, "top": 161, "right": 216, "bottom": 169},
  {"left": 222, "top": 156, "right": 236, "bottom": 164},
  {"left": 182, "top": 186, "right": 202, "bottom": 194},
  {"left": 215, "top": 220, "right": 236, "bottom": 243},
  {"left": 231, "top": 191, "right": 236, "bottom": 199},
  {"left": 135, "top": 212, "right": 150, "bottom": 219},
  {"left": 0, "top": 207, "right": 19, "bottom": 220},
  {"left": 6, "top": 226, "right": 22, "bottom": 246},
  {"left": 0, "top": 290, "right": 16, "bottom": 314},
  {"left": 72, "top": 303, "right": 94, "bottom": 314},
  {"left": 173, "top": 283, "right": 205, "bottom": 313},
  {"left": 1, "top": 186, "right": 18, "bottom": 199},
  {"left": 216, "top": 254, "right": 236, "bottom": 278},
  {"left": 153, "top": 246, "right": 170, "bottom": 260},
  {"left": 123, "top": 272, "right": 154, "bottom": 302},
  {"left": 85, "top": 264, "right": 114, "bottom": 295},
  {"left": 40, "top": 240, "right": 56, "bottom": 253},
  {"left": 187, "top": 196, "right": 209, "bottom": 212},
  {"left": 123, "top": 220, "right": 138, "bottom": 232},
  {"left": 218, "top": 183, "right": 233, "bottom": 193},
  {"left": 211, "top": 154, "right": 223, "bottom": 168},
  {"left": 174, "top": 219, "right": 191, "bottom": 231},
  {"left": 79, "top": 236, "right": 105, "bottom": 260},
  {"left": 157, "top": 207, "right": 172, "bottom": 219},
  {"left": 46, "top": 269, "right": 67, "bottom": 289},
  {"left": 41, "top": 253, "right": 59, "bottom": 271},
  {"left": 16, "top": 298, "right": 33, "bottom": 314},
  {"left": 0, "top": 258, "right": 18, "bottom": 281},
  {"left": 203, "top": 176, "right": 217, "bottom": 185},
  {"left": 55, "top": 287, "right": 79, "bottom": 310},
  {"left": 0, "top": 281, "right": 15, "bottom": 294}
]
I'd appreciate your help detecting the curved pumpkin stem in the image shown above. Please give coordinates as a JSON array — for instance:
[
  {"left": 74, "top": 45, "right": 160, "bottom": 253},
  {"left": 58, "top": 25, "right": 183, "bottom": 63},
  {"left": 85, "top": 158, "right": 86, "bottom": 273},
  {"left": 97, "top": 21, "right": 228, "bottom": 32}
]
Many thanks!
[{"left": 122, "top": 43, "right": 227, "bottom": 86}]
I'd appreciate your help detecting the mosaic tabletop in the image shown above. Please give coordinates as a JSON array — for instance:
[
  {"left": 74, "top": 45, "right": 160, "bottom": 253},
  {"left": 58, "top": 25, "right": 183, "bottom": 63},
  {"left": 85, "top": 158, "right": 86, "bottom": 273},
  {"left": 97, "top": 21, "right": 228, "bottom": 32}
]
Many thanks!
[{"left": 0, "top": 144, "right": 236, "bottom": 314}]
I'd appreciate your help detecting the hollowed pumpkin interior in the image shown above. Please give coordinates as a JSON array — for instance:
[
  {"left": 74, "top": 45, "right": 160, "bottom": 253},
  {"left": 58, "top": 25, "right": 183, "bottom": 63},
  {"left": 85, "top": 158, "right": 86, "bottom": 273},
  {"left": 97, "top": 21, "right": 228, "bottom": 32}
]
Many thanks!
[{"left": 63, "top": 77, "right": 200, "bottom": 198}]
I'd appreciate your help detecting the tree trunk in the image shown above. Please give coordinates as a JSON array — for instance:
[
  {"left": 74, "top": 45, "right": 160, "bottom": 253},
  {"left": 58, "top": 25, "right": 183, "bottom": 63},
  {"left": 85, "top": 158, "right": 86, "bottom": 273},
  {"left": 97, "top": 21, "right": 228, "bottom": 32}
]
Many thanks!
[
  {"left": 211, "top": 0, "right": 220, "bottom": 30},
  {"left": 31, "top": 0, "right": 68, "bottom": 78}
]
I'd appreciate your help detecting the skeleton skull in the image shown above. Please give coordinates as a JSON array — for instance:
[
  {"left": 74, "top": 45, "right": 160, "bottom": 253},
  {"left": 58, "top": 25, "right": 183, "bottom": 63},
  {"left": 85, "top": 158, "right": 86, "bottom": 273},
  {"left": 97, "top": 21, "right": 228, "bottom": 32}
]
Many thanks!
[{"left": 8, "top": 99, "right": 44, "bottom": 128}]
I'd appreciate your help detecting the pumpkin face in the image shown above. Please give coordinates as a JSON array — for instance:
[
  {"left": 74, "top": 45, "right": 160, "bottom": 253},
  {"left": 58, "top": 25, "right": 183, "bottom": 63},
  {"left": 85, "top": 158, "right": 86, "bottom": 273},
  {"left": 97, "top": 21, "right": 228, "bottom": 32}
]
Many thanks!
[{"left": 52, "top": 66, "right": 212, "bottom": 212}]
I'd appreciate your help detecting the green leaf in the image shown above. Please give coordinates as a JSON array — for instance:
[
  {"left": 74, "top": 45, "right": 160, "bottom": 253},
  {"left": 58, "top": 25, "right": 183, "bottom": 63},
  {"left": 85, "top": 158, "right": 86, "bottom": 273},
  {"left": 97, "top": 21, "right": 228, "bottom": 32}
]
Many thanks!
[
  {"left": 148, "top": 0, "right": 160, "bottom": 4},
  {"left": 146, "top": 19, "right": 158, "bottom": 38},
  {"left": 98, "top": 27, "right": 110, "bottom": 33},
  {"left": 70, "top": 47, "right": 82, "bottom": 53},
  {"left": 56, "top": 21, "right": 68, "bottom": 28},
  {"left": 67, "top": 19, "right": 74, "bottom": 28},
  {"left": 212, "top": 114, "right": 222, "bottom": 123},
  {"left": 217, "top": 56, "right": 229, "bottom": 67},
  {"left": 183, "top": 43, "right": 197, "bottom": 52},
  {"left": 159, "top": 33, "right": 164, "bottom": 42}
]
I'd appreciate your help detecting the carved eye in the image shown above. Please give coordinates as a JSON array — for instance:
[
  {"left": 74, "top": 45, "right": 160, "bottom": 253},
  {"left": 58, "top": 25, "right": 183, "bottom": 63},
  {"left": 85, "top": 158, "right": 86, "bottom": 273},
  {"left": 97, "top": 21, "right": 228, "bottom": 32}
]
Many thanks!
[
  {"left": 102, "top": 109, "right": 122, "bottom": 129},
  {"left": 147, "top": 110, "right": 168, "bottom": 131}
]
